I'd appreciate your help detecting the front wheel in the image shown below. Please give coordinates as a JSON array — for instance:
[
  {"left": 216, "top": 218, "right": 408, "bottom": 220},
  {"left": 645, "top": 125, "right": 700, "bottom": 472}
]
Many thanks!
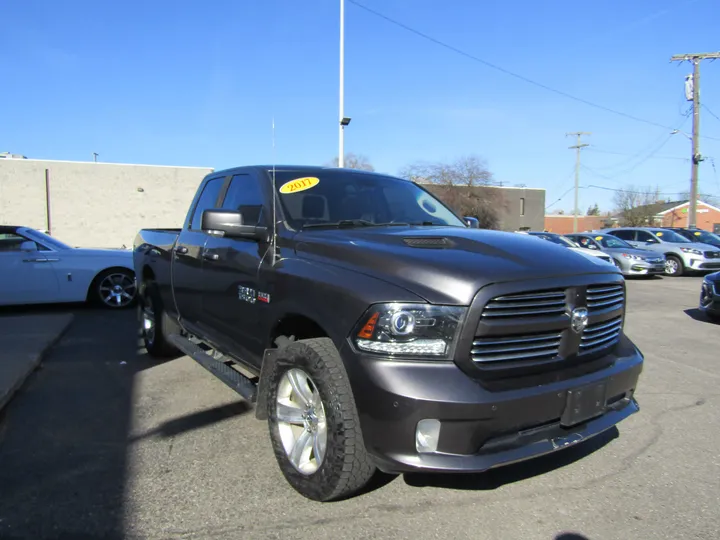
[
  {"left": 665, "top": 255, "right": 684, "bottom": 277},
  {"left": 266, "top": 338, "right": 376, "bottom": 501}
]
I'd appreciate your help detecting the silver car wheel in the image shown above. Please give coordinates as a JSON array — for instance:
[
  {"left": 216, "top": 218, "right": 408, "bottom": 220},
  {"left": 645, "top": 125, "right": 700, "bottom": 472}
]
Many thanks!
[
  {"left": 665, "top": 258, "right": 679, "bottom": 275},
  {"left": 276, "top": 368, "right": 328, "bottom": 476},
  {"left": 99, "top": 272, "right": 137, "bottom": 307}
]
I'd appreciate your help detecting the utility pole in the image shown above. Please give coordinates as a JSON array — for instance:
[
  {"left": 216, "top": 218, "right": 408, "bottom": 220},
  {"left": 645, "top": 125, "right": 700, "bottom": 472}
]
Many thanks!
[
  {"left": 566, "top": 132, "right": 591, "bottom": 232},
  {"left": 670, "top": 52, "right": 719, "bottom": 228},
  {"left": 338, "top": 0, "right": 345, "bottom": 168}
]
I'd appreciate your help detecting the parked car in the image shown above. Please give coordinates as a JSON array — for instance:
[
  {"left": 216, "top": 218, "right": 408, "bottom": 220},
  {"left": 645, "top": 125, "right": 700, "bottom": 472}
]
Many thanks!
[
  {"left": 699, "top": 271, "right": 720, "bottom": 321},
  {"left": 665, "top": 227, "right": 720, "bottom": 249},
  {"left": 519, "top": 231, "right": 615, "bottom": 265},
  {"left": 0, "top": 225, "right": 136, "bottom": 308},
  {"left": 134, "top": 165, "right": 644, "bottom": 502},
  {"left": 565, "top": 232, "right": 666, "bottom": 277},
  {"left": 599, "top": 227, "right": 720, "bottom": 276}
]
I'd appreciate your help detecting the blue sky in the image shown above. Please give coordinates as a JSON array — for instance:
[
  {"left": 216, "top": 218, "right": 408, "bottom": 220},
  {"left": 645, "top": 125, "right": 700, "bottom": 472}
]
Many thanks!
[{"left": 2, "top": 0, "right": 719, "bottom": 213}]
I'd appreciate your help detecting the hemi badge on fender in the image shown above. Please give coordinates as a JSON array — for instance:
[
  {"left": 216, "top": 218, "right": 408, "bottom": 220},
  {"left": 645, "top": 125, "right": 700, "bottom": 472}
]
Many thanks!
[{"left": 258, "top": 292, "right": 271, "bottom": 304}]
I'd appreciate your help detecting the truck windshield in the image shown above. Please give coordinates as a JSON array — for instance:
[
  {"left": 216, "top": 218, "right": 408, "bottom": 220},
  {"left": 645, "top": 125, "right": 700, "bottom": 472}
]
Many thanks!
[{"left": 269, "top": 170, "right": 467, "bottom": 230}]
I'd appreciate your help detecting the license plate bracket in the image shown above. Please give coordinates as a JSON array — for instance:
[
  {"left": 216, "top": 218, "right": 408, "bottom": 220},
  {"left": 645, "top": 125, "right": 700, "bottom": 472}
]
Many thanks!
[{"left": 560, "top": 382, "right": 607, "bottom": 427}]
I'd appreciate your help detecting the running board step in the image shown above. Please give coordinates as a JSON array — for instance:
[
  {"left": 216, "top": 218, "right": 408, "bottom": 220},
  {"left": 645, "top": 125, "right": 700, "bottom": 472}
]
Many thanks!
[{"left": 168, "top": 334, "right": 257, "bottom": 403}]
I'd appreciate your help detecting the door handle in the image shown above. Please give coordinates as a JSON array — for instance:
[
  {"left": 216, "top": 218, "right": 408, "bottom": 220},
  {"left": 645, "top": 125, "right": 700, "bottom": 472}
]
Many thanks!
[
  {"left": 202, "top": 251, "right": 219, "bottom": 261},
  {"left": 174, "top": 245, "right": 188, "bottom": 255},
  {"left": 23, "top": 257, "right": 52, "bottom": 263}
]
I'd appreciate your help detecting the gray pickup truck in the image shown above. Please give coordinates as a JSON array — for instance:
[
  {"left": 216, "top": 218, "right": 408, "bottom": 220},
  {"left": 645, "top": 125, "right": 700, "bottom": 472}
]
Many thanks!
[{"left": 133, "top": 165, "right": 644, "bottom": 501}]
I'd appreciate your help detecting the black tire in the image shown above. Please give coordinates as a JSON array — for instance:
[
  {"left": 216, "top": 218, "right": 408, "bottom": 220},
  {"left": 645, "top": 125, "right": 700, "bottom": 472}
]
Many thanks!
[
  {"left": 139, "top": 281, "right": 181, "bottom": 358},
  {"left": 266, "top": 338, "right": 376, "bottom": 501},
  {"left": 664, "top": 255, "right": 684, "bottom": 277},
  {"left": 90, "top": 268, "right": 138, "bottom": 309}
]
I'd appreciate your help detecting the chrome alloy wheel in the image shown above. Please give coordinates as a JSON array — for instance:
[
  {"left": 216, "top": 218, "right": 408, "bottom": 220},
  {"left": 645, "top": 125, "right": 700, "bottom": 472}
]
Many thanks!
[
  {"left": 276, "top": 368, "right": 327, "bottom": 475},
  {"left": 99, "top": 273, "right": 137, "bottom": 307},
  {"left": 665, "top": 258, "right": 680, "bottom": 275}
]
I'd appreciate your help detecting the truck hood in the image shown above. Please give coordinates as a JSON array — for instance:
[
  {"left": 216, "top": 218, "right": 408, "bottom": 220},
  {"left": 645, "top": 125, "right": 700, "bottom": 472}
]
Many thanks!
[{"left": 293, "top": 227, "right": 619, "bottom": 304}]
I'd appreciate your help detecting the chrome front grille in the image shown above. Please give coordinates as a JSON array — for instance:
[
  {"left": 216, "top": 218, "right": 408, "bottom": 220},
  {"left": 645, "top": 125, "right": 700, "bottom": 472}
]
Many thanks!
[
  {"left": 480, "top": 289, "right": 566, "bottom": 318},
  {"left": 586, "top": 284, "right": 624, "bottom": 311},
  {"left": 580, "top": 316, "right": 622, "bottom": 354},
  {"left": 471, "top": 331, "right": 562, "bottom": 363}
]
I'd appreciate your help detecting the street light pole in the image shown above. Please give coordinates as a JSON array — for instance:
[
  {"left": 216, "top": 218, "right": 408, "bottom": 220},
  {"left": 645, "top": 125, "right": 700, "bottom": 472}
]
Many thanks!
[{"left": 338, "top": 0, "right": 345, "bottom": 168}]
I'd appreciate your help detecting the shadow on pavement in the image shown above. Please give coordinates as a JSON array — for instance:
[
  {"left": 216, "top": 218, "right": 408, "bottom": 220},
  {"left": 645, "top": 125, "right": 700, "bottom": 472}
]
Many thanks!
[
  {"left": 403, "top": 426, "right": 618, "bottom": 491},
  {"left": 0, "top": 304, "right": 169, "bottom": 539},
  {"left": 129, "top": 400, "right": 252, "bottom": 442},
  {"left": 683, "top": 308, "right": 719, "bottom": 324},
  {"left": 556, "top": 534, "right": 590, "bottom": 540}
]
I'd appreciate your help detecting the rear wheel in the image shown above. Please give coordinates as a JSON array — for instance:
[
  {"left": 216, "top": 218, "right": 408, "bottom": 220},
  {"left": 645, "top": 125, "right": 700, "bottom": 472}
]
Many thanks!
[
  {"left": 92, "top": 268, "right": 137, "bottom": 308},
  {"left": 665, "top": 255, "right": 684, "bottom": 277},
  {"left": 266, "top": 338, "right": 376, "bottom": 501},
  {"left": 139, "top": 282, "right": 181, "bottom": 357}
]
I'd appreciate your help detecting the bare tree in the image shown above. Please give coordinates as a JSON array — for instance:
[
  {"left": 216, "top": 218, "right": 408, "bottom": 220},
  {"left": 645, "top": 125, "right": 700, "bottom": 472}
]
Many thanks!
[
  {"left": 398, "top": 155, "right": 504, "bottom": 229},
  {"left": 326, "top": 152, "right": 375, "bottom": 171},
  {"left": 679, "top": 191, "right": 720, "bottom": 207},
  {"left": 613, "top": 185, "right": 662, "bottom": 226}
]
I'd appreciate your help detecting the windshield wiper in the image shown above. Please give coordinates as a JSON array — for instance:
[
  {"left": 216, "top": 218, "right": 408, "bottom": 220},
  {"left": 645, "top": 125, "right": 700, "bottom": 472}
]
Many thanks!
[{"left": 303, "top": 220, "right": 376, "bottom": 229}]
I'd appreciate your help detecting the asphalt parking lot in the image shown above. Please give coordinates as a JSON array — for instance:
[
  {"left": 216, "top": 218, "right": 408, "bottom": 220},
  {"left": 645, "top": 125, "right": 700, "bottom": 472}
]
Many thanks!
[{"left": 1, "top": 276, "right": 719, "bottom": 540}]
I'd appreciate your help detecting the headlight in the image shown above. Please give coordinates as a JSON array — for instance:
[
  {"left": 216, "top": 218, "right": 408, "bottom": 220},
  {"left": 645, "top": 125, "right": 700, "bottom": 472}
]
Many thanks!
[
  {"left": 680, "top": 247, "right": 702, "bottom": 255},
  {"left": 621, "top": 253, "right": 642, "bottom": 261},
  {"left": 352, "top": 303, "right": 466, "bottom": 359}
]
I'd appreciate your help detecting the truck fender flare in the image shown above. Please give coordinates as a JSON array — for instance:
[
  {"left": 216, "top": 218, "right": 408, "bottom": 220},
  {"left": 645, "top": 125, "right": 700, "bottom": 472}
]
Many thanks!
[{"left": 255, "top": 347, "right": 281, "bottom": 420}]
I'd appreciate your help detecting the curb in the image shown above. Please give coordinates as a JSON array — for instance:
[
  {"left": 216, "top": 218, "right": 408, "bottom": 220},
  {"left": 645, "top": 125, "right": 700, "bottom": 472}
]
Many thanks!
[{"left": 0, "top": 315, "right": 74, "bottom": 414}]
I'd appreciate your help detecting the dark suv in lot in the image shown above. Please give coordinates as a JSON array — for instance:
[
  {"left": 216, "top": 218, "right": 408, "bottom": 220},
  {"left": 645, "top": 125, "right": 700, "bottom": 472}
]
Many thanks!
[{"left": 665, "top": 227, "right": 720, "bottom": 249}]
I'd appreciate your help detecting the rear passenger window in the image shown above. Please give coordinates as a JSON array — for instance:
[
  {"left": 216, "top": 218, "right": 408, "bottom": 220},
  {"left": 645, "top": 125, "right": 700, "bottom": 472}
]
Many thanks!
[
  {"left": 612, "top": 230, "right": 635, "bottom": 241},
  {"left": 190, "top": 178, "right": 224, "bottom": 230}
]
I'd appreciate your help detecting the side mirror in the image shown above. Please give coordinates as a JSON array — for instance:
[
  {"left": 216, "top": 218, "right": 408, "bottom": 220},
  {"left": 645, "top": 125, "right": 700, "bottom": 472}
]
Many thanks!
[
  {"left": 201, "top": 209, "right": 269, "bottom": 242},
  {"left": 19, "top": 240, "right": 37, "bottom": 252},
  {"left": 464, "top": 216, "right": 480, "bottom": 229}
]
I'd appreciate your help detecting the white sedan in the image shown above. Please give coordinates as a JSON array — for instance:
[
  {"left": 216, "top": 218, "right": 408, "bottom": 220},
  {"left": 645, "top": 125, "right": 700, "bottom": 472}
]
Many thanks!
[{"left": 0, "top": 225, "right": 137, "bottom": 309}]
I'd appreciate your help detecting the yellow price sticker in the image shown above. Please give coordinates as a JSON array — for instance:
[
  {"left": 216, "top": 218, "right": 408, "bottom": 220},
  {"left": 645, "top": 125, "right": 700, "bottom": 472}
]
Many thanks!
[
  {"left": 279, "top": 177, "right": 320, "bottom": 194},
  {"left": 595, "top": 236, "right": 603, "bottom": 241},
  {"left": 656, "top": 232, "right": 663, "bottom": 236},
  {"left": 694, "top": 231, "right": 702, "bottom": 236}
]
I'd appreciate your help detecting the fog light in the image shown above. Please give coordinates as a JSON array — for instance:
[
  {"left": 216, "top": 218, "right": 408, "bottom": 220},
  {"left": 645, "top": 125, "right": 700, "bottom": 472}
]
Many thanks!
[{"left": 415, "top": 419, "right": 441, "bottom": 453}]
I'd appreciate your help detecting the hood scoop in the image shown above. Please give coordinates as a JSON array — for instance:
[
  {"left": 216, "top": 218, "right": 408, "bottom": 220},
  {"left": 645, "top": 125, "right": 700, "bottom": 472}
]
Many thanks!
[{"left": 402, "top": 237, "right": 453, "bottom": 249}]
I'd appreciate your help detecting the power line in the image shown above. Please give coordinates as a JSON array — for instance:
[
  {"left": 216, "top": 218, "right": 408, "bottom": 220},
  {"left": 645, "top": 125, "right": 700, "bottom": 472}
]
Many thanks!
[
  {"left": 578, "top": 109, "right": 691, "bottom": 173},
  {"left": 348, "top": 0, "right": 720, "bottom": 141},
  {"left": 586, "top": 148, "right": 689, "bottom": 161},
  {"left": 704, "top": 104, "right": 720, "bottom": 123}
]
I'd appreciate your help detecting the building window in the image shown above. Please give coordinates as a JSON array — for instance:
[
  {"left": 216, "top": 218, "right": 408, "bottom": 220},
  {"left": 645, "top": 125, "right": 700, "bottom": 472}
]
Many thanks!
[{"left": 520, "top": 197, "right": 525, "bottom": 216}]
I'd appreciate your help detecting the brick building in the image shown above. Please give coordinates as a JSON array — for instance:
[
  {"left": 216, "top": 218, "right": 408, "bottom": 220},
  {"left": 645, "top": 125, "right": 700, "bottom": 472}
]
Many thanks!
[
  {"left": 543, "top": 215, "right": 613, "bottom": 234},
  {"left": 655, "top": 200, "right": 720, "bottom": 232}
]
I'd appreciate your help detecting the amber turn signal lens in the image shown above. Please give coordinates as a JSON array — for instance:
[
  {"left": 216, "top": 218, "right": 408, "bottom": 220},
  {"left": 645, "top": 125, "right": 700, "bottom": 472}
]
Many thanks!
[{"left": 357, "top": 312, "right": 379, "bottom": 339}]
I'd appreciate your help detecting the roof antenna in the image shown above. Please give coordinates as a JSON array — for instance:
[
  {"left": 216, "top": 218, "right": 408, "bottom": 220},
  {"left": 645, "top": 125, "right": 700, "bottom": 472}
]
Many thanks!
[{"left": 271, "top": 116, "right": 278, "bottom": 266}]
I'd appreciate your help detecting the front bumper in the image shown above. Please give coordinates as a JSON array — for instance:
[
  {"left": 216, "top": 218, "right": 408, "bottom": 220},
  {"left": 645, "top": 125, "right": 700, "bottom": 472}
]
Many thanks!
[
  {"left": 341, "top": 334, "right": 643, "bottom": 474},
  {"left": 623, "top": 260, "right": 666, "bottom": 275},
  {"left": 684, "top": 256, "right": 720, "bottom": 271},
  {"left": 699, "top": 280, "right": 720, "bottom": 315}
]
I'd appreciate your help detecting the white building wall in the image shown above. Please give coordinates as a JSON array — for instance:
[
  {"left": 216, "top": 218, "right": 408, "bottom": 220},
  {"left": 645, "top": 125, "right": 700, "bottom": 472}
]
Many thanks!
[{"left": 0, "top": 158, "right": 213, "bottom": 248}]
